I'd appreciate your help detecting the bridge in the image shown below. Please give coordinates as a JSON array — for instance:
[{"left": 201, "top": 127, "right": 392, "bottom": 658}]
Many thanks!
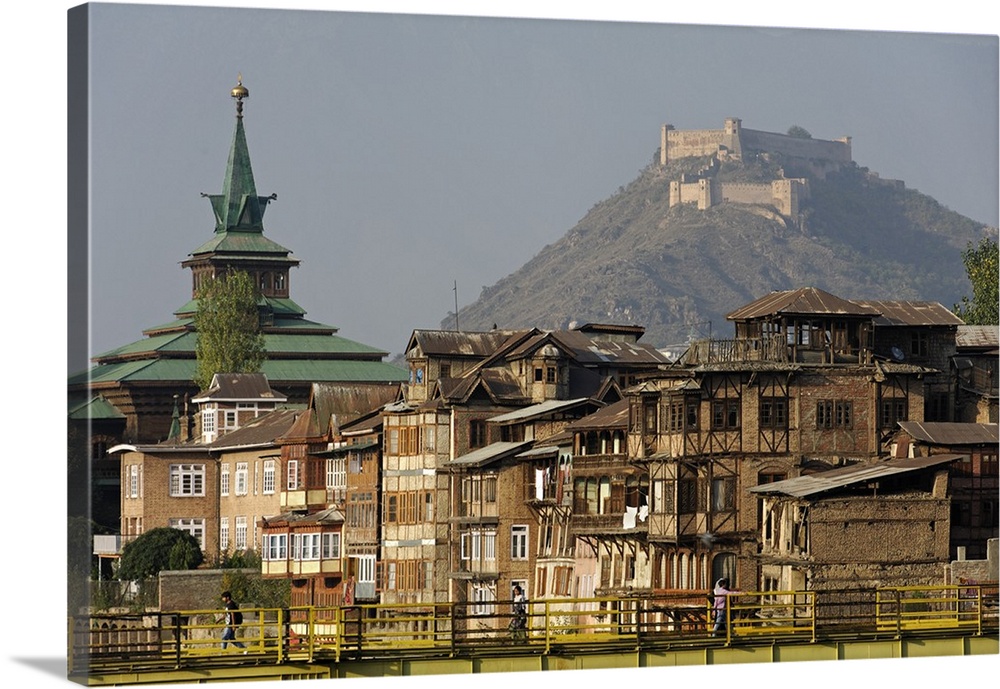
[{"left": 70, "top": 584, "right": 998, "bottom": 685}]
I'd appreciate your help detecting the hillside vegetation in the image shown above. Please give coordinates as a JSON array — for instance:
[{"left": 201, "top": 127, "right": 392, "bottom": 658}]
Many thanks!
[{"left": 448, "top": 154, "right": 991, "bottom": 347}]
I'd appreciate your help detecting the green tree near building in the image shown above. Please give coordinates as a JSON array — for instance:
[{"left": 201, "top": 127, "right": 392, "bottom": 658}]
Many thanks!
[
  {"left": 117, "top": 527, "right": 204, "bottom": 580},
  {"left": 953, "top": 237, "right": 999, "bottom": 325},
  {"left": 194, "top": 270, "right": 266, "bottom": 390},
  {"left": 786, "top": 125, "right": 812, "bottom": 139}
]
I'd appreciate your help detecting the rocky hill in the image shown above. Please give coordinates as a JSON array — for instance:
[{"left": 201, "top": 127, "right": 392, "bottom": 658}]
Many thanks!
[{"left": 446, "top": 153, "right": 993, "bottom": 349}]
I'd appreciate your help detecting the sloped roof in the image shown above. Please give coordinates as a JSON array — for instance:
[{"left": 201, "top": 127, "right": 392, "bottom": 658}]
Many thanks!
[
  {"left": 449, "top": 441, "right": 533, "bottom": 468},
  {"left": 897, "top": 421, "right": 999, "bottom": 446},
  {"left": 68, "top": 395, "right": 126, "bottom": 421},
  {"left": 407, "top": 329, "right": 525, "bottom": 358},
  {"left": 565, "top": 398, "right": 630, "bottom": 431},
  {"left": 209, "top": 408, "right": 303, "bottom": 449},
  {"left": 442, "top": 367, "right": 529, "bottom": 405},
  {"left": 726, "top": 287, "right": 880, "bottom": 321},
  {"left": 310, "top": 382, "right": 400, "bottom": 433},
  {"left": 262, "top": 507, "right": 345, "bottom": 527},
  {"left": 193, "top": 372, "right": 287, "bottom": 402},
  {"left": 488, "top": 398, "right": 594, "bottom": 424},
  {"left": 956, "top": 325, "right": 999, "bottom": 351},
  {"left": 852, "top": 300, "right": 963, "bottom": 327},
  {"left": 748, "top": 454, "right": 963, "bottom": 498}
]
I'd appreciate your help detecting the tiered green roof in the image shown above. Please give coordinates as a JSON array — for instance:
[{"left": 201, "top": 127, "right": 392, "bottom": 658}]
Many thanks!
[{"left": 72, "top": 77, "right": 406, "bottom": 389}]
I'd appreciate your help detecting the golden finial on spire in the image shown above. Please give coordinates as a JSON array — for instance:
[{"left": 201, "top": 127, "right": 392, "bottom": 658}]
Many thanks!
[{"left": 231, "top": 73, "right": 249, "bottom": 117}]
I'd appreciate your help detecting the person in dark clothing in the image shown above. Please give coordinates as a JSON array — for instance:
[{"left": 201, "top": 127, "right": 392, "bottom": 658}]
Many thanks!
[{"left": 220, "top": 591, "right": 246, "bottom": 651}]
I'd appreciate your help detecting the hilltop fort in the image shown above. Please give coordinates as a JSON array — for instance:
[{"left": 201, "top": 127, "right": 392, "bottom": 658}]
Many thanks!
[{"left": 661, "top": 117, "right": 877, "bottom": 222}]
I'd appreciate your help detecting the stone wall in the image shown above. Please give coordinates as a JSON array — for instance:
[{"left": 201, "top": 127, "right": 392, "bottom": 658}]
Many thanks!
[
  {"left": 740, "top": 127, "right": 852, "bottom": 162},
  {"left": 661, "top": 119, "right": 852, "bottom": 167},
  {"left": 158, "top": 568, "right": 257, "bottom": 612}
]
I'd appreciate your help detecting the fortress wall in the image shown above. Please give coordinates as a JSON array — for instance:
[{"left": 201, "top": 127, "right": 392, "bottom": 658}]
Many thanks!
[
  {"left": 662, "top": 127, "right": 729, "bottom": 163},
  {"left": 740, "top": 128, "right": 852, "bottom": 162},
  {"left": 670, "top": 180, "right": 707, "bottom": 207},
  {"left": 719, "top": 182, "right": 773, "bottom": 206}
]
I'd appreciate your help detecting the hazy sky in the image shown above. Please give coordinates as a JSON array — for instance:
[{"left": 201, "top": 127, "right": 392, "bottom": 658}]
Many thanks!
[{"left": 80, "top": 1, "right": 998, "bottom": 364}]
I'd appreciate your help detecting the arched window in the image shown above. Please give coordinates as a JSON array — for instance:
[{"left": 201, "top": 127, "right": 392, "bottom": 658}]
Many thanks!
[
  {"left": 711, "top": 552, "right": 737, "bottom": 587},
  {"left": 679, "top": 552, "right": 689, "bottom": 589}
]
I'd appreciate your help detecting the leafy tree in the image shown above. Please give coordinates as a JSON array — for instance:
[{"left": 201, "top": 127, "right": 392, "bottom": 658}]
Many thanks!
[
  {"left": 117, "top": 527, "right": 204, "bottom": 580},
  {"left": 953, "top": 237, "right": 999, "bottom": 325},
  {"left": 786, "top": 125, "right": 812, "bottom": 139},
  {"left": 193, "top": 270, "right": 266, "bottom": 390}
]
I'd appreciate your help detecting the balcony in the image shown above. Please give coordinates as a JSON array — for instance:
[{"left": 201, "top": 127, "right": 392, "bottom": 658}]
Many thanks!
[{"left": 571, "top": 513, "right": 648, "bottom": 536}]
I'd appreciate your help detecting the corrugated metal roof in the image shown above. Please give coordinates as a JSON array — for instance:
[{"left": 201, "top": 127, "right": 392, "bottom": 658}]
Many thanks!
[
  {"left": 489, "top": 398, "right": 592, "bottom": 423},
  {"left": 748, "top": 454, "right": 963, "bottom": 498},
  {"left": 726, "top": 287, "right": 880, "bottom": 321},
  {"left": 408, "top": 329, "right": 524, "bottom": 358},
  {"left": 449, "top": 441, "right": 532, "bottom": 468},
  {"left": 68, "top": 395, "right": 126, "bottom": 420},
  {"left": 72, "top": 357, "right": 407, "bottom": 386},
  {"left": 210, "top": 408, "right": 303, "bottom": 449},
  {"left": 194, "top": 373, "right": 287, "bottom": 402},
  {"left": 897, "top": 421, "right": 999, "bottom": 446},
  {"left": 853, "top": 300, "right": 963, "bottom": 327},
  {"left": 565, "top": 398, "right": 630, "bottom": 431},
  {"left": 956, "top": 325, "right": 1000, "bottom": 350}
]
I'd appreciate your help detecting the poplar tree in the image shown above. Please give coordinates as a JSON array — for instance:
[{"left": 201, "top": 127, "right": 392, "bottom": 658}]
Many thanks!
[
  {"left": 953, "top": 237, "right": 999, "bottom": 326},
  {"left": 193, "top": 270, "right": 266, "bottom": 390}
]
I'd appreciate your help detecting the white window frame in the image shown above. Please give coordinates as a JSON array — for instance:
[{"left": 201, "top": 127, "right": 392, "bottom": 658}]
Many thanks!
[
  {"left": 287, "top": 460, "right": 299, "bottom": 490},
  {"left": 129, "top": 465, "right": 139, "bottom": 498},
  {"left": 169, "top": 464, "right": 205, "bottom": 497},
  {"left": 327, "top": 457, "right": 346, "bottom": 491},
  {"left": 262, "top": 460, "right": 276, "bottom": 494},
  {"left": 511, "top": 525, "right": 528, "bottom": 560},
  {"left": 169, "top": 518, "right": 205, "bottom": 549},
  {"left": 223, "top": 409, "right": 238, "bottom": 432},
  {"left": 219, "top": 517, "right": 229, "bottom": 552},
  {"left": 471, "top": 583, "right": 496, "bottom": 615},
  {"left": 262, "top": 533, "right": 287, "bottom": 561},
  {"left": 235, "top": 463, "right": 249, "bottom": 496},
  {"left": 322, "top": 532, "right": 341, "bottom": 560},
  {"left": 220, "top": 464, "right": 230, "bottom": 496},
  {"left": 235, "top": 516, "right": 248, "bottom": 550},
  {"left": 295, "top": 533, "right": 321, "bottom": 561},
  {"left": 201, "top": 408, "right": 217, "bottom": 441}
]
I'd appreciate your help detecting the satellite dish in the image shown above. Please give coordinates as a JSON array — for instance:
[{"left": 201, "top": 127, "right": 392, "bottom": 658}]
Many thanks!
[{"left": 890, "top": 346, "right": 905, "bottom": 362}]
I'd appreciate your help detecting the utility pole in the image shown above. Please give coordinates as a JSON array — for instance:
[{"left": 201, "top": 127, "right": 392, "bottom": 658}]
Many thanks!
[{"left": 453, "top": 280, "right": 460, "bottom": 332}]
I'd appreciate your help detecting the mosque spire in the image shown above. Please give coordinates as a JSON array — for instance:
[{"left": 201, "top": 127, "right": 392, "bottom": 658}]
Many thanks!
[{"left": 202, "top": 74, "right": 276, "bottom": 234}]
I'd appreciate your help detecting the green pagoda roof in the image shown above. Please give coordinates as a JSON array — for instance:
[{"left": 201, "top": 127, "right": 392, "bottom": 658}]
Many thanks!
[{"left": 68, "top": 395, "right": 126, "bottom": 420}]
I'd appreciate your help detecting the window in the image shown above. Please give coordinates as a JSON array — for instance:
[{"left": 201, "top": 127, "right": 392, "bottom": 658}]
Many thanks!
[
  {"left": 546, "top": 366, "right": 556, "bottom": 383},
  {"left": 322, "top": 533, "right": 341, "bottom": 559},
  {"left": 817, "top": 400, "right": 853, "bottom": 429},
  {"left": 220, "top": 464, "right": 230, "bottom": 496},
  {"left": 220, "top": 517, "right": 229, "bottom": 551},
  {"left": 263, "top": 533, "right": 286, "bottom": 561},
  {"left": 652, "top": 479, "right": 675, "bottom": 514},
  {"left": 460, "top": 529, "right": 495, "bottom": 561},
  {"left": 274, "top": 273, "right": 285, "bottom": 291},
  {"left": 287, "top": 460, "right": 299, "bottom": 490},
  {"left": 201, "top": 409, "right": 216, "bottom": 439},
  {"left": 910, "top": 332, "right": 929, "bottom": 358},
  {"left": 235, "top": 463, "right": 248, "bottom": 496},
  {"left": 711, "top": 477, "right": 736, "bottom": 511},
  {"left": 235, "top": 516, "right": 248, "bottom": 549},
  {"left": 471, "top": 584, "right": 496, "bottom": 615},
  {"left": 511, "top": 525, "right": 528, "bottom": 560},
  {"left": 387, "top": 429, "right": 399, "bottom": 455},
  {"left": 169, "top": 464, "right": 205, "bottom": 497},
  {"left": 469, "top": 420, "right": 487, "bottom": 449},
  {"left": 170, "top": 518, "right": 205, "bottom": 549},
  {"left": 129, "top": 465, "right": 139, "bottom": 498},
  {"left": 711, "top": 400, "right": 740, "bottom": 430},
  {"left": 440, "top": 364, "right": 451, "bottom": 378},
  {"left": 223, "top": 409, "right": 238, "bottom": 432},
  {"left": 879, "top": 399, "right": 908, "bottom": 428},
  {"left": 423, "top": 425, "right": 436, "bottom": 452},
  {"left": 759, "top": 398, "right": 788, "bottom": 428},
  {"left": 678, "top": 478, "right": 698, "bottom": 513},
  {"left": 295, "top": 533, "right": 321, "bottom": 560},
  {"left": 667, "top": 401, "right": 684, "bottom": 432},
  {"left": 534, "top": 367, "right": 543, "bottom": 382},
  {"left": 262, "top": 460, "right": 276, "bottom": 494}
]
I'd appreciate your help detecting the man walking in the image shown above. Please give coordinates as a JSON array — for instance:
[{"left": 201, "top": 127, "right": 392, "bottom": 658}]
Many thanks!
[{"left": 220, "top": 591, "right": 246, "bottom": 651}]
